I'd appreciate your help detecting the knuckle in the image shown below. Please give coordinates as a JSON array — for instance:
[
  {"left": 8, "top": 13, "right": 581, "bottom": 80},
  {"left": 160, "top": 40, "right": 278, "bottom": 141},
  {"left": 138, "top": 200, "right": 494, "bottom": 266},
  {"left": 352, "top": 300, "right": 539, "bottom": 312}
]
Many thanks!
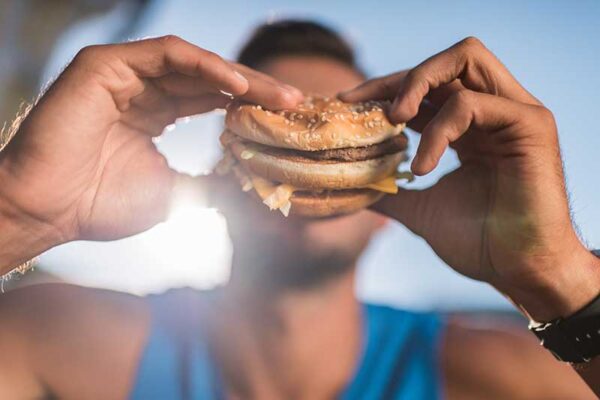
[
  {"left": 158, "top": 34, "right": 183, "bottom": 47},
  {"left": 460, "top": 36, "right": 485, "bottom": 51},
  {"left": 452, "top": 89, "right": 476, "bottom": 108},
  {"left": 74, "top": 44, "right": 105, "bottom": 64},
  {"left": 534, "top": 105, "right": 556, "bottom": 127},
  {"left": 195, "top": 50, "right": 223, "bottom": 72},
  {"left": 404, "top": 68, "right": 422, "bottom": 86},
  {"left": 204, "top": 50, "right": 222, "bottom": 64}
]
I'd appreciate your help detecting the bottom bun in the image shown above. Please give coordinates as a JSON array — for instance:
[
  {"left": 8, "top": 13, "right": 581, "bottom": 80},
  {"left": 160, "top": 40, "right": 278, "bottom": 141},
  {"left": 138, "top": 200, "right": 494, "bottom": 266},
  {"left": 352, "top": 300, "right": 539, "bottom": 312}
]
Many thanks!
[{"left": 290, "top": 189, "right": 385, "bottom": 218}]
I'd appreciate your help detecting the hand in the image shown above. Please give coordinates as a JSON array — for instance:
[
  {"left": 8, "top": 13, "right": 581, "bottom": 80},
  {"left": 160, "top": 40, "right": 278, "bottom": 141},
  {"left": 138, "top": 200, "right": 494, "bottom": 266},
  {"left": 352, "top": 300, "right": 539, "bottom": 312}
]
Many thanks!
[
  {"left": 0, "top": 35, "right": 302, "bottom": 259},
  {"left": 340, "top": 37, "right": 600, "bottom": 321}
]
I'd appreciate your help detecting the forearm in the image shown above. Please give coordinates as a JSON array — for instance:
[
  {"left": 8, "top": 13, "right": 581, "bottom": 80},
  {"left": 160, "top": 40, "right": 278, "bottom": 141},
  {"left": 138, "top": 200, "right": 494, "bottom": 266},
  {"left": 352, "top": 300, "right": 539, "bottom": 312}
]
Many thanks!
[
  {"left": 0, "top": 193, "right": 62, "bottom": 276},
  {"left": 577, "top": 357, "right": 600, "bottom": 397},
  {"left": 503, "top": 246, "right": 600, "bottom": 397}
]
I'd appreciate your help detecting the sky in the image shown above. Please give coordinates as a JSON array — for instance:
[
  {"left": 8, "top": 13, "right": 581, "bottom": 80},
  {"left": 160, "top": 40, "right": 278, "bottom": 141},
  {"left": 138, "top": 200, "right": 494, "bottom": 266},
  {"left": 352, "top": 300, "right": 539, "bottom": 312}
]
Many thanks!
[{"left": 38, "top": 0, "right": 600, "bottom": 310}]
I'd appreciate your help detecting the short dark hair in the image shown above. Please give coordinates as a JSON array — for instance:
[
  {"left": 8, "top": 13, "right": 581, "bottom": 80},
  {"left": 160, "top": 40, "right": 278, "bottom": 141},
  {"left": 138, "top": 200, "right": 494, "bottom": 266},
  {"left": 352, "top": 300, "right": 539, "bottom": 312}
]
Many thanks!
[{"left": 237, "top": 19, "right": 362, "bottom": 74}]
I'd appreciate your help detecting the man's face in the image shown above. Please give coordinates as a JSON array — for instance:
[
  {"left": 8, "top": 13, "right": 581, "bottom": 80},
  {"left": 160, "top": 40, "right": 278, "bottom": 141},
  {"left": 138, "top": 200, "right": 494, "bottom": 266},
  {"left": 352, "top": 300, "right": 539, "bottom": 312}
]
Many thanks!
[{"left": 225, "top": 56, "right": 387, "bottom": 287}]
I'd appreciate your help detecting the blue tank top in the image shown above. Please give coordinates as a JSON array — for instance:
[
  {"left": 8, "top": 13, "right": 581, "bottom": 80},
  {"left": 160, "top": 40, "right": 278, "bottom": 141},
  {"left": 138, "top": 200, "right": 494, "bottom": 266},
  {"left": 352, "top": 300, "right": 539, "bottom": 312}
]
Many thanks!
[{"left": 130, "top": 289, "right": 445, "bottom": 399}]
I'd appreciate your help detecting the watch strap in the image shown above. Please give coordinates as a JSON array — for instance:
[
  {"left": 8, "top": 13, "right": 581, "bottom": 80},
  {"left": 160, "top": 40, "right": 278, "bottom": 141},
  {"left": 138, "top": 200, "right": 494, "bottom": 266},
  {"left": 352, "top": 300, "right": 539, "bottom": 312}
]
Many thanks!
[
  {"left": 529, "top": 249, "right": 600, "bottom": 363},
  {"left": 530, "top": 293, "right": 600, "bottom": 362}
]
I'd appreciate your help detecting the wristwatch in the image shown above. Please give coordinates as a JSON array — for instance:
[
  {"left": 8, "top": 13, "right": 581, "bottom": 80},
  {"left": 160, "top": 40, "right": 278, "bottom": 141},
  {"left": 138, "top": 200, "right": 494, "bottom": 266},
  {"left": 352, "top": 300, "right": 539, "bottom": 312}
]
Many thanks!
[{"left": 529, "top": 250, "right": 600, "bottom": 363}]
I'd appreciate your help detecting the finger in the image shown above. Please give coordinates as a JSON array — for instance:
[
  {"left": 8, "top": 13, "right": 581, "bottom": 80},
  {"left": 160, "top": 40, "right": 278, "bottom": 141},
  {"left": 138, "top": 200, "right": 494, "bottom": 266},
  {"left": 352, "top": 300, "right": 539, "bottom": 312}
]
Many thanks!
[
  {"left": 406, "top": 99, "right": 439, "bottom": 133},
  {"left": 411, "top": 89, "right": 529, "bottom": 176},
  {"left": 88, "top": 35, "right": 250, "bottom": 96},
  {"left": 389, "top": 37, "right": 541, "bottom": 124},
  {"left": 153, "top": 72, "right": 218, "bottom": 97},
  {"left": 337, "top": 70, "right": 409, "bottom": 103},
  {"left": 233, "top": 63, "right": 304, "bottom": 110}
]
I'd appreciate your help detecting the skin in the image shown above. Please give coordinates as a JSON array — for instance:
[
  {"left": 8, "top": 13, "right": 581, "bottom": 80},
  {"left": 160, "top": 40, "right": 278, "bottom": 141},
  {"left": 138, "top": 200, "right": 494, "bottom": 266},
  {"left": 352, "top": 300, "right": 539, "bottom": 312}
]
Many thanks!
[{"left": 0, "top": 36, "right": 598, "bottom": 399}]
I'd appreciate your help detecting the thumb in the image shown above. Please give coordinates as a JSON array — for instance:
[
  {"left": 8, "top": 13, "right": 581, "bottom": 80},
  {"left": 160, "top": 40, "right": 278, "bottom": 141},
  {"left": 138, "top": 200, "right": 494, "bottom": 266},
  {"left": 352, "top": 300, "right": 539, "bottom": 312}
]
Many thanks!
[{"left": 370, "top": 187, "right": 431, "bottom": 238}]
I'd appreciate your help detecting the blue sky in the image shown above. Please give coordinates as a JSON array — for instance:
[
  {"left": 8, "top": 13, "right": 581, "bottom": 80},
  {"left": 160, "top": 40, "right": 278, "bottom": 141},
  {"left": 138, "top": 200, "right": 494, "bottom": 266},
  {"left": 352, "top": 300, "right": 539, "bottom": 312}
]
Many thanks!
[{"left": 40, "top": 0, "right": 600, "bottom": 310}]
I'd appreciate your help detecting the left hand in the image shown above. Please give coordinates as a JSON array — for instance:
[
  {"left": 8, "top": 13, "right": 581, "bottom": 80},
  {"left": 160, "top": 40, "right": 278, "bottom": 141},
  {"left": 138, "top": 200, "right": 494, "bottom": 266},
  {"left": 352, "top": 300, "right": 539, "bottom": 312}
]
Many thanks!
[
  {"left": 0, "top": 35, "right": 302, "bottom": 273},
  {"left": 339, "top": 37, "right": 600, "bottom": 321}
]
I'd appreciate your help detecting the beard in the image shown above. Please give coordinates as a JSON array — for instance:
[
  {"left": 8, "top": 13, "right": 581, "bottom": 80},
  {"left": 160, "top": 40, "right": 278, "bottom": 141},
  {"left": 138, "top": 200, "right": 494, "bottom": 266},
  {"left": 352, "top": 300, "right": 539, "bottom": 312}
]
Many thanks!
[{"left": 229, "top": 228, "right": 360, "bottom": 292}]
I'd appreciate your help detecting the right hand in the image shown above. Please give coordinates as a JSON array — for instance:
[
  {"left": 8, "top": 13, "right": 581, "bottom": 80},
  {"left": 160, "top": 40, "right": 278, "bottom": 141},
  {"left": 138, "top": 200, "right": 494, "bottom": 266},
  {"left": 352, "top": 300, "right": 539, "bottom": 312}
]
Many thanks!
[
  {"left": 340, "top": 37, "right": 600, "bottom": 322},
  {"left": 0, "top": 35, "right": 302, "bottom": 249}
]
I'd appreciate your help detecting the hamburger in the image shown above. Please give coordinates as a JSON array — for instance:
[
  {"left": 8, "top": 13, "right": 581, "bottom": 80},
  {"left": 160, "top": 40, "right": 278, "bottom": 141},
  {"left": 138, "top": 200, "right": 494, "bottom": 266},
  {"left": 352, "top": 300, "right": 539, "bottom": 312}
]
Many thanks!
[{"left": 217, "top": 96, "right": 412, "bottom": 217}]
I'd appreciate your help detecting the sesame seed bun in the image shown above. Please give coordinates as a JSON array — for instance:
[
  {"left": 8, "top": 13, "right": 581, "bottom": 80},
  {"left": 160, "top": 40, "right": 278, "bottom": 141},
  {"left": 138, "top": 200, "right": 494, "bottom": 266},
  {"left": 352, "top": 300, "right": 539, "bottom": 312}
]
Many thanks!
[{"left": 225, "top": 96, "right": 405, "bottom": 151}]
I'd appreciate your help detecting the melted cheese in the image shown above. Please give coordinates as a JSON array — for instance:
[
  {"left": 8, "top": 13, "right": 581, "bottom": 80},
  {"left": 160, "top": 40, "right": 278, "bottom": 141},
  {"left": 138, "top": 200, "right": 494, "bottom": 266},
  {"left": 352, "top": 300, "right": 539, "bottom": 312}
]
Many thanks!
[
  {"left": 243, "top": 171, "right": 414, "bottom": 216},
  {"left": 249, "top": 175, "right": 295, "bottom": 216},
  {"left": 364, "top": 176, "right": 399, "bottom": 194}
]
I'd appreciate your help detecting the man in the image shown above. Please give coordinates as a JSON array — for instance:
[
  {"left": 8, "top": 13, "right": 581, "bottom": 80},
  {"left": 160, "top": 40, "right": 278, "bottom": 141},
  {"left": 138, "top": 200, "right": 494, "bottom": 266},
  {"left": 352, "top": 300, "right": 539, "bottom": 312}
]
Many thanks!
[{"left": 0, "top": 20, "right": 599, "bottom": 399}]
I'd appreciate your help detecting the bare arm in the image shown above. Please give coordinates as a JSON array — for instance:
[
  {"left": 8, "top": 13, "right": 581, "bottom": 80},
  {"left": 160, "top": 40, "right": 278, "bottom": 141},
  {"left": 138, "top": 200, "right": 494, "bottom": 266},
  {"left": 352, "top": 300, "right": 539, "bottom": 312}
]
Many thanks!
[
  {"left": 443, "top": 320, "right": 596, "bottom": 400},
  {"left": 0, "top": 284, "right": 149, "bottom": 400},
  {"left": 341, "top": 36, "right": 600, "bottom": 395},
  {"left": 0, "top": 35, "right": 302, "bottom": 276}
]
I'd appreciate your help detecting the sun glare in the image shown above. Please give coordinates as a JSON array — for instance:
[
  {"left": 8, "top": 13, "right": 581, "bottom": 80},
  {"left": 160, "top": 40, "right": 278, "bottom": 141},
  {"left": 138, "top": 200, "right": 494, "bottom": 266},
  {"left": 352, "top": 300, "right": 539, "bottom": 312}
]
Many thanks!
[{"left": 143, "top": 203, "right": 232, "bottom": 290}]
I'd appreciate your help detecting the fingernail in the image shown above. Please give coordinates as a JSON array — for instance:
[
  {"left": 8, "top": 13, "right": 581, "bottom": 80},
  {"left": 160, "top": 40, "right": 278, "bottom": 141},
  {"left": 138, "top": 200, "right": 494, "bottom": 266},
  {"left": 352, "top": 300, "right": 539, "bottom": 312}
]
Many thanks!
[
  {"left": 281, "top": 84, "right": 303, "bottom": 97},
  {"left": 234, "top": 70, "right": 248, "bottom": 86},
  {"left": 411, "top": 154, "right": 421, "bottom": 174}
]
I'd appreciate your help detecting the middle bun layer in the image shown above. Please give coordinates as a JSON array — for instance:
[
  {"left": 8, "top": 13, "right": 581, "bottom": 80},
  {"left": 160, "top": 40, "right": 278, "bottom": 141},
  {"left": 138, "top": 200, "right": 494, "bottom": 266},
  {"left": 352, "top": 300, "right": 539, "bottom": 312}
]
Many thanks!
[{"left": 228, "top": 136, "right": 406, "bottom": 190}]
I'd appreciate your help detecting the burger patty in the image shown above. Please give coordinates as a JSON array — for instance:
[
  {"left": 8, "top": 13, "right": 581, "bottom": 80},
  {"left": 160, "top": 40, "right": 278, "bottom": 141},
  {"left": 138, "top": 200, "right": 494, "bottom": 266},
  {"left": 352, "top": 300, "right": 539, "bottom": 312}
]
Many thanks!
[
  {"left": 292, "top": 188, "right": 378, "bottom": 197},
  {"left": 237, "top": 132, "right": 408, "bottom": 162}
]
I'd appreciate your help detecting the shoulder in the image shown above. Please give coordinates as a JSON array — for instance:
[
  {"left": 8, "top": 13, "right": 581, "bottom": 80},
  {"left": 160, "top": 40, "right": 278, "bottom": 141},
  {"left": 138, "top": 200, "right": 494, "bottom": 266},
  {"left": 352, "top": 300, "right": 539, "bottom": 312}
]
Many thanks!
[
  {"left": 0, "top": 283, "right": 149, "bottom": 351},
  {"left": 0, "top": 283, "right": 150, "bottom": 400},
  {"left": 443, "top": 316, "right": 596, "bottom": 399}
]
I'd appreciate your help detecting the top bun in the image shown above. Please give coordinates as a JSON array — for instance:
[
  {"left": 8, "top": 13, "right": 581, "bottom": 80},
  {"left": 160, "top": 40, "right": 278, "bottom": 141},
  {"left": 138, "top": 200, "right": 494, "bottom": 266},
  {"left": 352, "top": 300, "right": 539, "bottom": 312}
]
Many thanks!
[{"left": 225, "top": 95, "right": 405, "bottom": 151}]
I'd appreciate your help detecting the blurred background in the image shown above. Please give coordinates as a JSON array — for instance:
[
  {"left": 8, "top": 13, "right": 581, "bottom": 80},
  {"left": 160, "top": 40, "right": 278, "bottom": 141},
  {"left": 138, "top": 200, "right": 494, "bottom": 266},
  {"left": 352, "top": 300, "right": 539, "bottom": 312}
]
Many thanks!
[{"left": 2, "top": 0, "right": 599, "bottom": 311}]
